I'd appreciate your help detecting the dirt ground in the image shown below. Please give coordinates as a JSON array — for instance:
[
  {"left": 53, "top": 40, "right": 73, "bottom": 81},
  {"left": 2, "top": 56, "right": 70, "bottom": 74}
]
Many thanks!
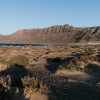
[{"left": 0, "top": 45, "right": 100, "bottom": 100}]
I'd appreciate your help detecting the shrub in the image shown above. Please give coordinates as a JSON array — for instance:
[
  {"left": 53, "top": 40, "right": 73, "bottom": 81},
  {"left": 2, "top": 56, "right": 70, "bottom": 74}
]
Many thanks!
[
  {"left": 0, "top": 84, "right": 7, "bottom": 100},
  {"left": 21, "top": 77, "right": 51, "bottom": 94},
  {"left": 9, "top": 55, "right": 29, "bottom": 67}
]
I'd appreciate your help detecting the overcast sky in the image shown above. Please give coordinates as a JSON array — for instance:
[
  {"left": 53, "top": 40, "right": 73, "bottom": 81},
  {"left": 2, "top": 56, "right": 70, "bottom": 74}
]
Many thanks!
[{"left": 0, "top": 0, "right": 100, "bottom": 35}]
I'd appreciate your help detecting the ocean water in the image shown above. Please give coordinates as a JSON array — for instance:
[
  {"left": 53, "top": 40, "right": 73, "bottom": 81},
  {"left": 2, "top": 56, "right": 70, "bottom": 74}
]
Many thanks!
[{"left": 0, "top": 44, "right": 48, "bottom": 47}]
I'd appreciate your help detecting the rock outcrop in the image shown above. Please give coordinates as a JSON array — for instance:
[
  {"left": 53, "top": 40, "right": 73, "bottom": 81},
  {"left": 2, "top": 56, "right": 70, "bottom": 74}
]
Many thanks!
[{"left": 0, "top": 24, "right": 100, "bottom": 44}]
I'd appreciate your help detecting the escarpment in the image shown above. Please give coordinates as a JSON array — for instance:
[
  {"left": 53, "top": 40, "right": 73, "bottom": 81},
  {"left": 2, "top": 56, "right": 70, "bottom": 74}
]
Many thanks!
[{"left": 0, "top": 24, "right": 100, "bottom": 44}]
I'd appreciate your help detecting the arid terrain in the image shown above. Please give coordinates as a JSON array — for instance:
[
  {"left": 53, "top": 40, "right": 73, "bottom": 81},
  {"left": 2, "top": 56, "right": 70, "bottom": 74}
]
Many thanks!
[
  {"left": 0, "top": 45, "right": 100, "bottom": 100},
  {"left": 0, "top": 24, "right": 100, "bottom": 44}
]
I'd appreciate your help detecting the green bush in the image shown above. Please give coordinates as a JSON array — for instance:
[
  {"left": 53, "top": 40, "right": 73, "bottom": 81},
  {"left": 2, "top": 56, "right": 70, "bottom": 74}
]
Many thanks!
[{"left": 9, "top": 55, "right": 29, "bottom": 67}]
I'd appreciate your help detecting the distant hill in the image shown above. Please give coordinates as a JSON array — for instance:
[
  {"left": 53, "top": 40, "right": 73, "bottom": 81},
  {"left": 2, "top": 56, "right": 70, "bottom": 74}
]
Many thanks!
[{"left": 0, "top": 24, "right": 100, "bottom": 44}]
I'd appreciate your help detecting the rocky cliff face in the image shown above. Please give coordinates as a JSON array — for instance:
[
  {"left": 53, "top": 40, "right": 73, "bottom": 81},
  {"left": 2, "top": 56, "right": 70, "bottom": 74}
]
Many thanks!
[{"left": 0, "top": 24, "right": 100, "bottom": 44}]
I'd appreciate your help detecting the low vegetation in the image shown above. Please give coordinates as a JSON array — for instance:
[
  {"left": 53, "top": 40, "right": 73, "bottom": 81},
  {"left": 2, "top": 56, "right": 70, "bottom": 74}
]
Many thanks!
[
  {"left": 9, "top": 55, "right": 29, "bottom": 67},
  {"left": 22, "top": 76, "right": 51, "bottom": 94},
  {"left": 0, "top": 45, "right": 100, "bottom": 100}
]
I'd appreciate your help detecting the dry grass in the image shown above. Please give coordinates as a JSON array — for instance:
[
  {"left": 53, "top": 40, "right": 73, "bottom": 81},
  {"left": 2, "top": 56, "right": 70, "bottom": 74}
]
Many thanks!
[
  {"left": 0, "top": 45, "right": 100, "bottom": 100},
  {"left": 21, "top": 76, "right": 51, "bottom": 94}
]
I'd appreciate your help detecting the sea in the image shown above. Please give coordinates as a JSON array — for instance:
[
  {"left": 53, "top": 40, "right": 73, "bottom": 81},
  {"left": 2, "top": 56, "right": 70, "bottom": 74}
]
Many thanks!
[
  {"left": 1, "top": 43, "right": 99, "bottom": 47},
  {"left": 0, "top": 44, "right": 68, "bottom": 47},
  {"left": 0, "top": 44, "right": 49, "bottom": 47}
]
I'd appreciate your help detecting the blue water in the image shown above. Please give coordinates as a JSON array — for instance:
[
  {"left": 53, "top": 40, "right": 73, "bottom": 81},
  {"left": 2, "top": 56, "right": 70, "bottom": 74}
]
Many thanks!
[{"left": 0, "top": 44, "right": 48, "bottom": 47}]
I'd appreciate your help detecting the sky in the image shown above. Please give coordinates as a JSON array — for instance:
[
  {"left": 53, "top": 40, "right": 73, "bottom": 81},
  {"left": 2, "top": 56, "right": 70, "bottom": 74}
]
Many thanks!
[{"left": 0, "top": 0, "right": 100, "bottom": 35}]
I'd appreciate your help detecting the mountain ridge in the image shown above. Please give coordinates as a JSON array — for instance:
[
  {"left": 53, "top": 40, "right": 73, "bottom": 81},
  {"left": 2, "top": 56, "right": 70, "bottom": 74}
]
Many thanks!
[{"left": 0, "top": 24, "right": 100, "bottom": 44}]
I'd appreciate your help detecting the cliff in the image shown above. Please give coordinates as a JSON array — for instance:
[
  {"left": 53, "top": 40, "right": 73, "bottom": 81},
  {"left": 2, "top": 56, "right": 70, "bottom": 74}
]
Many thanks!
[{"left": 0, "top": 24, "right": 100, "bottom": 44}]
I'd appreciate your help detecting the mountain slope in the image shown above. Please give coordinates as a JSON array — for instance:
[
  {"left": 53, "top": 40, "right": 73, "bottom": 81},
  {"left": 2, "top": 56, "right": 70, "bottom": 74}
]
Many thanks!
[{"left": 0, "top": 24, "right": 100, "bottom": 44}]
